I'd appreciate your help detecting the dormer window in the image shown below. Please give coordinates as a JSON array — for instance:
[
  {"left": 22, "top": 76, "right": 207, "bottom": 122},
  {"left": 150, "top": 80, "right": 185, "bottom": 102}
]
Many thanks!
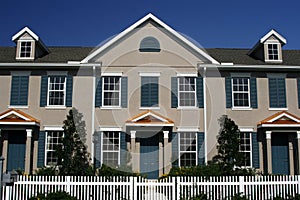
[
  {"left": 20, "top": 41, "right": 33, "bottom": 58},
  {"left": 267, "top": 44, "right": 279, "bottom": 60}
]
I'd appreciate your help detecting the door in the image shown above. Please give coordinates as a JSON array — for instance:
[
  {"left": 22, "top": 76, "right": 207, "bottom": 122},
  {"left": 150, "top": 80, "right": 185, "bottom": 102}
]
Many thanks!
[
  {"left": 271, "top": 133, "right": 289, "bottom": 174},
  {"left": 140, "top": 133, "right": 159, "bottom": 179},
  {"left": 7, "top": 131, "right": 26, "bottom": 171}
]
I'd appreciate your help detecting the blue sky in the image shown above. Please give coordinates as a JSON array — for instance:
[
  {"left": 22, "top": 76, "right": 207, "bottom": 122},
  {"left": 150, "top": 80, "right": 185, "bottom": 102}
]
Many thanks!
[{"left": 1, "top": 0, "right": 299, "bottom": 49}]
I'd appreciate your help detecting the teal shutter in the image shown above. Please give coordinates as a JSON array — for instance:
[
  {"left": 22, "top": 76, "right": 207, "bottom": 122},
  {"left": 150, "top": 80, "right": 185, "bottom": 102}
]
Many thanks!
[
  {"left": 66, "top": 76, "right": 73, "bottom": 107},
  {"left": 40, "top": 76, "right": 48, "bottom": 107},
  {"left": 225, "top": 77, "right": 232, "bottom": 108},
  {"left": 37, "top": 131, "right": 46, "bottom": 167},
  {"left": 250, "top": 77, "right": 258, "bottom": 108},
  {"left": 269, "top": 78, "right": 286, "bottom": 108},
  {"left": 95, "top": 77, "right": 102, "bottom": 107},
  {"left": 197, "top": 132, "right": 205, "bottom": 165},
  {"left": 298, "top": 79, "right": 300, "bottom": 108},
  {"left": 196, "top": 77, "right": 204, "bottom": 108},
  {"left": 171, "top": 77, "right": 178, "bottom": 108},
  {"left": 120, "top": 132, "right": 127, "bottom": 166},
  {"left": 10, "top": 76, "right": 29, "bottom": 106},
  {"left": 252, "top": 132, "right": 260, "bottom": 168},
  {"left": 141, "top": 77, "right": 159, "bottom": 107},
  {"left": 171, "top": 132, "right": 179, "bottom": 167},
  {"left": 121, "top": 77, "right": 128, "bottom": 108},
  {"left": 94, "top": 131, "right": 102, "bottom": 168}
]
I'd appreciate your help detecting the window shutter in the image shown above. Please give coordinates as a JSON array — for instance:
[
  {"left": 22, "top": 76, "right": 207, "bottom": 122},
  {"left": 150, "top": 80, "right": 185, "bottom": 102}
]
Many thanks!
[
  {"left": 250, "top": 77, "right": 258, "bottom": 108},
  {"left": 37, "top": 131, "right": 46, "bottom": 167},
  {"left": 40, "top": 76, "right": 48, "bottom": 107},
  {"left": 277, "top": 78, "right": 286, "bottom": 108},
  {"left": 10, "top": 76, "right": 29, "bottom": 106},
  {"left": 197, "top": 132, "right": 205, "bottom": 165},
  {"left": 66, "top": 76, "right": 73, "bottom": 107},
  {"left": 269, "top": 78, "right": 286, "bottom": 108},
  {"left": 252, "top": 132, "right": 260, "bottom": 168},
  {"left": 121, "top": 77, "right": 128, "bottom": 108},
  {"left": 171, "top": 77, "right": 178, "bottom": 108},
  {"left": 95, "top": 77, "right": 102, "bottom": 107},
  {"left": 120, "top": 132, "right": 127, "bottom": 166},
  {"left": 94, "top": 131, "right": 102, "bottom": 168},
  {"left": 298, "top": 79, "right": 300, "bottom": 108},
  {"left": 141, "top": 77, "right": 158, "bottom": 107},
  {"left": 196, "top": 77, "right": 204, "bottom": 108},
  {"left": 171, "top": 132, "right": 179, "bottom": 167},
  {"left": 225, "top": 77, "right": 232, "bottom": 108}
]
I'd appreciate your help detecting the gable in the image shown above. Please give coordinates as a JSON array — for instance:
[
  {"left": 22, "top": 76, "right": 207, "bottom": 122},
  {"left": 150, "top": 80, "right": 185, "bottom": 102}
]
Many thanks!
[
  {"left": 82, "top": 13, "right": 219, "bottom": 67},
  {"left": 0, "top": 109, "right": 40, "bottom": 125},
  {"left": 258, "top": 111, "right": 300, "bottom": 127},
  {"left": 126, "top": 110, "right": 174, "bottom": 126}
]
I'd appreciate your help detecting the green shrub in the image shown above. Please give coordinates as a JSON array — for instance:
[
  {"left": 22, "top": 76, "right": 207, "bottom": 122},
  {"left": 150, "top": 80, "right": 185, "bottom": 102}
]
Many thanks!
[
  {"left": 189, "top": 193, "right": 208, "bottom": 200},
  {"left": 232, "top": 193, "right": 248, "bottom": 200},
  {"left": 35, "top": 166, "right": 57, "bottom": 176},
  {"left": 29, "top": 191, "right": 77, "bottom": 200},
  {"left": 97, "top": 164, "right": 139, "bottom": 177}
]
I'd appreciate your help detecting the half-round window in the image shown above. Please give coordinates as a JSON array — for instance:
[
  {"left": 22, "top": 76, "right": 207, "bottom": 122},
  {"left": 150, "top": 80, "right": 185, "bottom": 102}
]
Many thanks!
[{"left": 139, "top": 37, "right": 160, "bottom": 52}]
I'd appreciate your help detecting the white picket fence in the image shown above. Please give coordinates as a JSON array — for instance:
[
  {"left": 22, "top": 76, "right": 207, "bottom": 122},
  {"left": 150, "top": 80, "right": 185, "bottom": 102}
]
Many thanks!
[{"left": 2, "top": 175, "right": 300, "bottom": 200}]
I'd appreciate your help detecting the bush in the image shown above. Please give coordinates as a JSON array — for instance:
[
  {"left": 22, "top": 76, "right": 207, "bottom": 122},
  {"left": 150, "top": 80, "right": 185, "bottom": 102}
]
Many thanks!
[
  {"left": 97, "top": 164, "right": 139, "bottom": 177},
  {"left": 29, "top": 191, "right": 77, "bottom": 200},
  {"left": 189, "top": 193, "right": 208, "bottom": 200},
  {"left": 35, "top": 166, "right": 57, "bottom": 176}
]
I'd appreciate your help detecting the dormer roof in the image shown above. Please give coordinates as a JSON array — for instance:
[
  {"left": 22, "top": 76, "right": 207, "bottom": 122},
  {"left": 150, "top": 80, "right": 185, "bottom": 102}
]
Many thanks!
[
  {"left": 260, "top": 29, "right": 287, "bottom": 44},
  {"left": 12, "top": 27, "right": 39, "bottom": 42}
]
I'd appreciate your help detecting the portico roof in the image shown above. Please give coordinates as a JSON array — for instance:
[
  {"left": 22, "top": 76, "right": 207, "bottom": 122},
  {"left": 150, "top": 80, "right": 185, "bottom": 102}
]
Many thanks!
[
  {"left": 126, "top": 110, "right": 174, "bottom": 126},
  {"left": 0, "top": 108, "right": 40, "bottom": 126},
  {"left": 258, "top": 111, "right": 300, "bottom": 128}
]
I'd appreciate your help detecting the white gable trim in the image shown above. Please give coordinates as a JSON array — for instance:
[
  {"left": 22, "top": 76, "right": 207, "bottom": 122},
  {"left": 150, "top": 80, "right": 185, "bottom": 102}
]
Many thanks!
[
  {"left": 12, "top": 27, "right": 39, "bottom": 41},
  {"left": 268, "top": 113, "right": 300, "bottom": 123},
  {"left": 132, "top": 111, "right": 168, "bottom": 123},
  {"left": 81, "top": 13, "right": 219, "bottom": 64},
  {"left": 0, "top": 110, "right": 30, "bottom": 121},
  {"left": 260, "top": 29, "right": 287, "bottom": 44}
]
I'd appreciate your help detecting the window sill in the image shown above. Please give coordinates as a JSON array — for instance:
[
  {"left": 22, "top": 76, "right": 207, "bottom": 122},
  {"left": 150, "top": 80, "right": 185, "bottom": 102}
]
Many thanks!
[
  {"left": 45, "top": 106, "right": 67, "bottom": 110},
  {"left": 8, "top": 105, "right": 29, "bottom": 109},
  {"left": 177, "top": 106, "right": 198, "bottom": 110},
  {"left": 100, "top": 107, "right": 122, "bottom": 110},
  {"left": 232, "top": 107, "right": 253, "bottom": 111},
  {"left": 139, "top": 107, "right": 160, "bottom": 110},
  {"left": 268, "top": 108, "right": 288, "bottom": 111}
]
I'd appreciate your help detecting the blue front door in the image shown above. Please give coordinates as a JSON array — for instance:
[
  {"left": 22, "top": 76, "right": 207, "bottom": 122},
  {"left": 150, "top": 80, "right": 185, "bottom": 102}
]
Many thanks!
[
  {"left": 140, "top": 133, "right": 159, "bottom": 179},
  {"left": 271, "top": 133, "right": 289, "bottom": 175},
  {"left": 7, "top": 131, "right": 26, "bottom": 171}
]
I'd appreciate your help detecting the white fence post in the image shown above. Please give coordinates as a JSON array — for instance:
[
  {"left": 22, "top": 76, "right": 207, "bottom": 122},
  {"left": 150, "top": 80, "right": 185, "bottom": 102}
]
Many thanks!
[
  {"left": 66, "top": 176, "right": 71, "bottom": 195},
  {"left": 298, "top": 175, "right": 300, "bottom": 194},
  {"left": 239, "top": 176, "right": 245, "bottom": 196},
  {"left": 129, "top": 176, "right": 134, "bottom": 200},
  {"left": 133, "top": 177, "right": 137, "bottom": 200}
]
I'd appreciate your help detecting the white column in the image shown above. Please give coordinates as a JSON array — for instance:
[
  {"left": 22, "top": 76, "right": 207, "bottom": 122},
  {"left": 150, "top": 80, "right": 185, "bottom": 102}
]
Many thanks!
[
  {"left": 266, "top": 131, "right": 272, "bottom": 174},
  {"left": 163, "top": 131, "right": 169, "bottom": 174},
  {"left": 130, "top": 130, "right": 137, "bottom": 172},
  {"left": 25, "top": 129, "right": 32, "bottom": 174},
  {"left": 297, "top": 131, "right": 300, "bottom": 174},
  {"left": 288, "top": 134, "right": 294, "bottom": 175}
]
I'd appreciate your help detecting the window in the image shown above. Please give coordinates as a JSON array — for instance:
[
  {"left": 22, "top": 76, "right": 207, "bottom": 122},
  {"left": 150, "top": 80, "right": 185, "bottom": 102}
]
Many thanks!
[
  {"left": 267, "top": 44, "right": 279, "bottom": 60},
  {"left": 19, "top": 41, "right": 32, "bottom": 58},
  {"left": 239, "top": 132, "right": 252, "bottom": 167},
  {"left": 103, "top": 77, "right": 121, "bottom": 107},
  {"left": 102, "top": 131, "right": 120, "bottom": 167},
  {"left": 232, "top": 78, "right": 250, "bottom": 108},
  {"left": 141, "top": 76, "right": 159, "bottom": 107},
  {"left": 45, "top": 131, "right": 63, "bottom": 166},
  {"left": 139, "top": 37, "right": 160, "bottom": 52},
  {"left": 178, "top": 77, "right": 196, "bottom": 107},
  {"left": 48, "top": 76, "right": 66, "bottom": 106},
  {"left": 179, "top": 132, "right": 197, "bottom": 167}
]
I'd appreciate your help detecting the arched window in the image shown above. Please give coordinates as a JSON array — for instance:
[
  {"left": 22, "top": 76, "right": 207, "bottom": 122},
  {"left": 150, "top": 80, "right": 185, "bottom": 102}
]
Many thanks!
[{"left": 139, "top": 37, "right": 160, "bottom": 52}]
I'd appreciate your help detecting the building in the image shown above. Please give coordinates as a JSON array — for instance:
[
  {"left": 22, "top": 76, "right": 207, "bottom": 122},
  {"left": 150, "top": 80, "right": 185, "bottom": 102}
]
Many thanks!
[{"left": 0, "top": 13, "right": 300, "bottom": 178}]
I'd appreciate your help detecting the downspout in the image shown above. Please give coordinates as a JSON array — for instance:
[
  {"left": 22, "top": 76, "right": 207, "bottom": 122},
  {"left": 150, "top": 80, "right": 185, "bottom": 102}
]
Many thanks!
[
  {"left": 91, "top": 65, "right": 96, "bottom": 164},
  {"left": 203, "top": 66, "right": 208, "bottom": 164}
]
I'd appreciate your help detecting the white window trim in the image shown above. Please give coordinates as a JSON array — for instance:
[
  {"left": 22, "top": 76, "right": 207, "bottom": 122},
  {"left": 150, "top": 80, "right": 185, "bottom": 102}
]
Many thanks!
[
  {"left": 177, "top": 77, "right": 197, "bottom": 108},
  {"left": 44, "top": 127, "right": 64, "bottom": 166},
  {"left": 16, "top": 40, "right": 34, "bottom": 60},
  {"left": 139, "top": 72, "right": 161, "bottom": 77},
  {"left": 266, "top": 43, "right": 280, "bottom": 62},
  {"left": 231, "top": 77, "right": 251, "bottom": 109},
  {"left": 139, "top": 107, "right": 160, "bottom": 110},
  {"left": 239, "top": 132, "right": 253, "bottom": 168},
  {"left": 101, "top": 131, "right": 121, "bottom": 166},
  {"left": 101, "top": 72, "right": 123, "bottom": 77},
  {"left": 101, "top": 76, "right": 121, "bottom": 108},
  {"left": 178, "top": 132, "right": 198, "bottom": 167},
  {"left": 47, "top": 76, "right": 67, "bottom": 107}
]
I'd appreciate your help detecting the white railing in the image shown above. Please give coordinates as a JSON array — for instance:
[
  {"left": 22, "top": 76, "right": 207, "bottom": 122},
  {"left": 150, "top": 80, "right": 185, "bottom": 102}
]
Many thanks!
[{"left": 2, "top": 175, "right": 300, "bottom": 200}]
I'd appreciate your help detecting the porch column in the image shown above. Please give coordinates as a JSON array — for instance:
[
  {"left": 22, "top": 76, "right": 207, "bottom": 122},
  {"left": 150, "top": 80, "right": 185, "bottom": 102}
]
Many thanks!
[
  {"left": 25, "top": 129, "right": 32, "bottom": 174},
  {"left": 2, "top": 139, "right": 8, "bottom": 172},
  {"left": 163, "top": 131, "right": 169, "bottom": 174},
  {"left": 266, "top": 131, "right": 272, "bottom": 174},
  {"left": 288, "top": 134, "right": 295, "bottom": 175},
  {"left": 259, "top": 140, "right": 264, "bottom": 173},
  {"left": 32, "top": 139, "right": 38, "bottom": 174},
  {"left": 297, "top": 131, "right": 300, "bottom": 174},
  {"left": 130, "top": 131, "right": 137, "bottom": 172}
]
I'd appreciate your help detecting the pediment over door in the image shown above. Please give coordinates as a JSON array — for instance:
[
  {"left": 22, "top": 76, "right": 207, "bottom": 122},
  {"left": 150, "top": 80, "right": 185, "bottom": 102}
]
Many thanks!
[
  {"left": 258, "top": 111, "right": 300, "bottom": 128},
  {"left": 0, "top": 109, "right": 40, "bottom": 126}
]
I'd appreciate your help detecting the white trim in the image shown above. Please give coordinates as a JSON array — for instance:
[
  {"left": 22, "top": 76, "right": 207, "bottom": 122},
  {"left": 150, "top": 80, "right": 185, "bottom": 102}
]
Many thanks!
[
  {"left": 177, "top": 106, "right": 198, "bottom": 110},
  {"left": 297, "top": 131, "right": 300, "bottom": 139},
  {"left": 231, "top": 77, "right": 251, "bottom": 109},
  {"left": 12, "top": 27, "right": 39, "bottom": 41},
  {"left": 47, "top": 76, "right": 67, "bottom": 107},
  {"left": 259, "top": 124, "right": 300, "bottom": 128},
  {"left": 0, "top": 110, "right": 30, "bottom": 121},
  {"left": 260, "top": 29, "right": 287, "bottom": 44},
  {"left": 221, "top": 63, "right": 234, "bottom": 66},
  {"left": 139, "top": 72, "right": 161, "bottom": 77},
  {"left": 99, "top": 127, "right": 123, "bottom": 132},
  {"left": 45, "top": 106, "right": 67, "bottom": 110},
  {"left": 266, "top": 131, "right": 272, "bottom": 139},
  {"left": 239, "top": 127, "right": 254, "bottom": 132},
  {"left": 268, "top": 108, "right": 288, "bottom": 111},
  {"left": 10, "top": 71, "right": 31, "bottom": 76},
  {"left": 176, "top": 73, "right": 198, "bottom": 77},
  {"left": 139, "top": 107, "right": 160, "bottom": 110},
  {"left": 47, "top": 71, "right": 68, "bottom": 76},
  {"left": 125, "top": 123, "right": 174, "bottom": 127},
  {"left": 101, "top": 76, "right": 121, "bottom": 107},
  {"left": 81, "top": 13, "right": 219, "bottom": 64},
  {"left": 44, "top": 126, "right": 64, "bottom": 131},
  {"left": 0, "top": 122, "right": 39, "bottom": 126},
  {"left": 265, "top": 59, "right": 283, "bottom": 63},
  {"left": 132, "top": 111, "right": 168, "bottom": 123},
  {"left": 101, "top": 72, "right": 123, "bottom": 77},
  {"left": 232, "top": 108, "right": 253, "bottom": 111},
  {"left": 17, "top": 40, "right": 34, "bottom": 60},
  {"left": 100, "top": 107, "right": 122, "bottom": 110},
  {"left": 8, "top": 106, "right": 29, "bottom": 109},
  {"left": 26, "top": 129, "right": 33, "bottom": 137},
  {"left": 177, "top": 127, "right": 200, "bottom": 132},
  {"left": 268, "top": 113, "right": 300, "bottom": 123}
]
